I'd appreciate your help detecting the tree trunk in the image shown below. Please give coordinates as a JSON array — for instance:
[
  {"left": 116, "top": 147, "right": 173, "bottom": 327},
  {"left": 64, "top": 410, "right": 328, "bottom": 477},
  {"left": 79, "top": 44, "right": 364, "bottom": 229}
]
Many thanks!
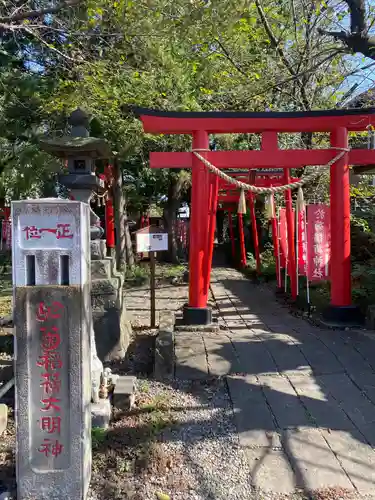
[{"left": 113, "top": 158, "right": 127, "bottom": 272}]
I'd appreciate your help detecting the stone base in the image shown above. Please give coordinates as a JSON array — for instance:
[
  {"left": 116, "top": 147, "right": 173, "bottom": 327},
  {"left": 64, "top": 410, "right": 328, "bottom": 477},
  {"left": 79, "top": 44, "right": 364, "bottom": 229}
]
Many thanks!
[
  {"left": 113, "top": 376, "right": 136, "bottom": 411},
  {"left": 93, "top": 302, "right": 132, "bottom": 361},
  {"left": 322, "top": 305, "right": 364, "bottom": 328},
  {"left": 182, "top": 305, "right": 212, "bottom": 325},
  {"left": 91, "top": 399, "right": 111, "bottom": 429},
  {"left": 175, "top": 322, "right": 220, "bottom": 333},
  {"left": 91, "top": 248, "right": 132, "bottom": 362}
]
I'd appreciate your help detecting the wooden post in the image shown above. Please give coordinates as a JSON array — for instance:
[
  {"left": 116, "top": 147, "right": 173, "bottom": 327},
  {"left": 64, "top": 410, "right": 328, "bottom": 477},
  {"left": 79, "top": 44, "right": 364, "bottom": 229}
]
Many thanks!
[
  {"left": 249, "top": 193, "right": 261, "bottom": 274},
  {"left": 228, "top": 211, "right": 236, "bottom": 261},
  {"left": 271, "top": 215, "right": 282, "bottom": 289},
  {"left": 283, "top": 168, "right": 297, "bottom": 299},
  {"left": 150, "top": 251, "right": 156, "bottom": 328},
  {"left": 238, "top": 213, "right": 247, "bottom": 267}
]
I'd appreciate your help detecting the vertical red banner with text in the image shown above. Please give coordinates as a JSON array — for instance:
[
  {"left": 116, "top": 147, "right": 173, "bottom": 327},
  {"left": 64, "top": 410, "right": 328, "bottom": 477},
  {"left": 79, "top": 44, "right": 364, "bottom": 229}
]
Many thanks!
[
  {"left": 307, "top": 204, "right": 330, "bottom": 282},
  {"left": 298, "top": 209, "right": 308, "bottom": 276},
  {"left": 279, "top": 208, "right": 287, "bottom": 268}
]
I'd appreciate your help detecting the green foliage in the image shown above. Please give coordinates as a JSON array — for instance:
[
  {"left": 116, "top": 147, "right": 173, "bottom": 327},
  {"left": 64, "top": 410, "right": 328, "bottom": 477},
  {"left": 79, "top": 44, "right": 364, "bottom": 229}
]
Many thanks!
[
  {"left": 0, "top": 0, "right": 364, "bottom": 207},
  {"left": 351, "top": 215, "right": 371, "bottom": 233},
  {"left": 351, "top": 260, "right": 375, "bottom": 313},
  {"left": 246, "top": 246, "right": 276, "bottom": 280},
  {"left": 125, "top": 264, "right": 150, "bottom": 285},
  {"left": 91, "top": 427, "right": 108, "bottom": 450}
]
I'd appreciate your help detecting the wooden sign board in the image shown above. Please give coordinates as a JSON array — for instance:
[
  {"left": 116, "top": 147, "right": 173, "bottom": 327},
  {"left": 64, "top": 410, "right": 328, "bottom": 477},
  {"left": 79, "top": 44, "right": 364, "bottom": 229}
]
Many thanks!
[{"left": 135, "top": 225, "right": 168, "bottom": 253}]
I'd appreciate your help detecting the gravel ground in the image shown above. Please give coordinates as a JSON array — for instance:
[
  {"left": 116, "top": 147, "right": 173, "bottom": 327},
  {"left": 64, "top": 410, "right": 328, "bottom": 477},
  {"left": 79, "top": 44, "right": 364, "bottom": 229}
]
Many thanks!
[
  {"left": 88, "top": 378, "right": 256, "bottom": 500},
  {"left": 88, "top": 379, "right": 365, "bottom": 500}
]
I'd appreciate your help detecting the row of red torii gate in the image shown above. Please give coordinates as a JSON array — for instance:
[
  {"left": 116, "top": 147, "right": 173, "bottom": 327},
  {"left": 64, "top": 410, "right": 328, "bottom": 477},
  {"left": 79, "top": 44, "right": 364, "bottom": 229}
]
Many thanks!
[
  {"left": 134, "top": 107, "right": 375, "bottom": 327},
  {"left": 217, "top": 169, "right": 330, "bottom": 288}
]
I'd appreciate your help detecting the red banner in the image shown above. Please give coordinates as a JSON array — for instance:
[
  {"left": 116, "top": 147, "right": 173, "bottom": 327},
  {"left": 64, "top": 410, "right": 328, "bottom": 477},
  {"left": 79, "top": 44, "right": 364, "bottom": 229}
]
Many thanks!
[
  {"left": 279, "top": 208, "right": 287, "bottom": 268},
  {"left": 307, "top": 204, "right": 330, "bottom": 282},
  {"left": 297, "top": 209, "right": 308, "bottom": 276}
]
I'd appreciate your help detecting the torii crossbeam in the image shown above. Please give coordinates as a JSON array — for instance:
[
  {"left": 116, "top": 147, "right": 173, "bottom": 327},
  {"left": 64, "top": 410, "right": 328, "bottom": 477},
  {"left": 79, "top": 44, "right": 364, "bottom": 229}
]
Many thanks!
[{"left": 134, "top": 106, "right": 375, "bottom": 326}]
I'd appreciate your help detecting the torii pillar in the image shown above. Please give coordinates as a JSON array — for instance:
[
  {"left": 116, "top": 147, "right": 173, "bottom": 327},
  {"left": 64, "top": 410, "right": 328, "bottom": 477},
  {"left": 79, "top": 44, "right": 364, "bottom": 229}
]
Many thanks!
[{"left": 186, "top": 130, "right": 213, "bottom": 323}]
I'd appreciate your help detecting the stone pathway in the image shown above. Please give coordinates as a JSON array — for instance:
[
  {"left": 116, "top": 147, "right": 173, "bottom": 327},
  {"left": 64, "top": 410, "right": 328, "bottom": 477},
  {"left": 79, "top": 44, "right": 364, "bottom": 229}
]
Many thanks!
[
  {"left": 124, "top": 281, "right": 189, "bottom": 328},
  {"left": 175, "top": 265, "right": 375, "bottom": 497}
]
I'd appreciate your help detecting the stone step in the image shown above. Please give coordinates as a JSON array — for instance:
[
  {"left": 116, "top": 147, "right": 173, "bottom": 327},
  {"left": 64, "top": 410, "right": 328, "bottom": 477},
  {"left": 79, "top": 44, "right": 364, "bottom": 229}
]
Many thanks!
[
  {"left": 91, "top": 278, "right": 120, "bottom": 296},
  {"left": 91, "top": 259, "right": 112, "bottom": 279},
  {"left": 91, "top": 240, "right": 107, "bottom": 260}
]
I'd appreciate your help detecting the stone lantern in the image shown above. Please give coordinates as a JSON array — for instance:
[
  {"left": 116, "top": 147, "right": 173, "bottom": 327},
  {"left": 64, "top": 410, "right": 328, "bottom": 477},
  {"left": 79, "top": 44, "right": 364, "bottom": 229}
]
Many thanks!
[
  {"left": 39, "top": 108, "right": 111, "bottom": 404},
  {"left": 40, "top": 108, "right": 110, "bottom": 238}
]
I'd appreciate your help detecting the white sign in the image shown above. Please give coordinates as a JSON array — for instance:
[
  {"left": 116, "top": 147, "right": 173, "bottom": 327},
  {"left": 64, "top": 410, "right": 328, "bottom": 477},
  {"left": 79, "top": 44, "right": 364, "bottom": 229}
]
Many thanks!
[
  {"left": 136, "top": 232, "right": 168, "bottom": 253},
  {"left": 18, "top": 215, "right": 76, "bottom": 250}
]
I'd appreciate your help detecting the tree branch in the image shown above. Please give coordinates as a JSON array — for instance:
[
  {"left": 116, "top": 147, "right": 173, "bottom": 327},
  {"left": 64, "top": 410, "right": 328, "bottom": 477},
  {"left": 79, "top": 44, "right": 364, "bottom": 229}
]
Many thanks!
[
  {"left": 319, "top": 29, "right": 375, "bottom": 59},
  {"left": 319, "top": 0, "right": 375, "bottom": 59},
  {"left": 255, "top": 0, "right": 311, "bottom": 109},
  {"left": 254, "top": 0, "right": 295, "bottom": 76},
  {"left": 249, "top": 50, "right": 343, "bottom": 101},
  {"left": 215, "top": 38, "right": 248, "bottom": 77},
  {"left": 0, "top": 0, "right": 81, "bottom": 24}
]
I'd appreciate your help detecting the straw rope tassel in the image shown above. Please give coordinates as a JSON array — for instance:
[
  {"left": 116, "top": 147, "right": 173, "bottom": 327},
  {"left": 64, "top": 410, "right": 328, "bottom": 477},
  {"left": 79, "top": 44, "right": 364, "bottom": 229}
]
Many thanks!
[
  {"left": 265, "top": 193, "right": 275, "bottom": 219},
  {"left": 238, "top": 189, "right": 247, "bottom": 214},
  {"left": 296, "top": 187, "right": 305, "bottom": 213}
]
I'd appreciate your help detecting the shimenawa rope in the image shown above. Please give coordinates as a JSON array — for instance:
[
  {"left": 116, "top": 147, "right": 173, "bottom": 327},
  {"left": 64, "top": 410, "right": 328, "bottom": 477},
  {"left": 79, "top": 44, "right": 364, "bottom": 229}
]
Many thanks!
[{"left": 191, "top": 147, "right": 349, "bottom": 195}]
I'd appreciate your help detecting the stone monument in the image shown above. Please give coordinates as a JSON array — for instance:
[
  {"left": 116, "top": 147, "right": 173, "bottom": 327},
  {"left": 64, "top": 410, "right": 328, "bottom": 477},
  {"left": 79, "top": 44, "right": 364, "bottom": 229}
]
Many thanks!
[{"left": 12, "top": 199, "right": 92, "bottom": 499}]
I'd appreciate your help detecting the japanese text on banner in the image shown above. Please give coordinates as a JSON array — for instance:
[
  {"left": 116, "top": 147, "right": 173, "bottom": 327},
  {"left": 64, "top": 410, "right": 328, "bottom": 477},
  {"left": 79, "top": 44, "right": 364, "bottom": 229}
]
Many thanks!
[
  {"left": 298, "top": 209, "right": 308, "bottom": 276},
  {"left": 307, "top": 204, "right": 330, "bottom": 282}
]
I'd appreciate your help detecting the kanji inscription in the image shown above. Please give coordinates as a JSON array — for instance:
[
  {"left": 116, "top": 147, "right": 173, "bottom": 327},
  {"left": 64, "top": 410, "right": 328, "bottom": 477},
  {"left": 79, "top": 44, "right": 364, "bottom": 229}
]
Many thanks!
[
  {"left": 30, "top": 300, "right": 71, "bottom": 471},
  {"left": 19, "top": 215, "right": 76, "bottom": 250}
]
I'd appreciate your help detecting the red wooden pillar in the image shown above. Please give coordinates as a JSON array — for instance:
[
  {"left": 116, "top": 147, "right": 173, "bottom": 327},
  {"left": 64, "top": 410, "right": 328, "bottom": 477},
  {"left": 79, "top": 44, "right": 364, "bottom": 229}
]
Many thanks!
[
  {"left": 185, "top": 130, "right": 211, "bottom": 324},
  {"left": 271, "top": 214, "right": 282, "bottom": 289},
  {"left": 203, "top": 172, "right": 219, "bottom": 295},
  {"left": 330, "top": 128, "right": 351, "bottom": 307},
  {"left": 228, "top": 211, "right": 236, "bottom": 260},
  {"left": 249, "top": 193, "right": 261, "bottom": 274},
  {"left": 238, "top": 213, "right": 246, "bottom": 267},
  {"left": 105, "top": 198, "right": 115, "bottom": 250},
  {"left": 284, "top": 168, "right": 297, "bottom": 299}
]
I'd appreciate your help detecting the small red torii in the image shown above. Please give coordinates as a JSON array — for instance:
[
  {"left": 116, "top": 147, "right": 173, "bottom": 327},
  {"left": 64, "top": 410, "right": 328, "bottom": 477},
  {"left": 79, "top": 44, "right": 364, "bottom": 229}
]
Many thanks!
[
  {"left": 134, "top": 106, "right": 375, "bottom": 326},
  {"left": 218, "top": 172, "right": 299, "bottom": 277}
]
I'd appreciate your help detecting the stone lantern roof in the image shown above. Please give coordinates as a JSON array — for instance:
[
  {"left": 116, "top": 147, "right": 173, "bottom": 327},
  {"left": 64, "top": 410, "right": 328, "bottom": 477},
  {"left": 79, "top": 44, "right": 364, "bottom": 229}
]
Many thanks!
[
  {"left": 39, "top": 108, "right": 111, "bottom": 159},
  {"left": 39, "top": 108, "right": 111, "bottom": 200}
]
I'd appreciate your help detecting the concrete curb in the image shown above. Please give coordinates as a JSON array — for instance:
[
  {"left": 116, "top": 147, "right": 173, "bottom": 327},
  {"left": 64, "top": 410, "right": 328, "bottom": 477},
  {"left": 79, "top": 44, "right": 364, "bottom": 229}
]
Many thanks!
[{"left": 154, "top": 311, "right": 175, "bottom": 380}]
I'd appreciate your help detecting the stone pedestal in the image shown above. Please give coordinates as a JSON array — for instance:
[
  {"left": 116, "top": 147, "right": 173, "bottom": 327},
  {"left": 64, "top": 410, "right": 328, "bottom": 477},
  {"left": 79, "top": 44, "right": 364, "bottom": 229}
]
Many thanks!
[
  {"left": 12, "top": 200, "right": 92, "bottom": 500},
  {"left": 90, "top": 240, "right": 132, "bottom": 361}
]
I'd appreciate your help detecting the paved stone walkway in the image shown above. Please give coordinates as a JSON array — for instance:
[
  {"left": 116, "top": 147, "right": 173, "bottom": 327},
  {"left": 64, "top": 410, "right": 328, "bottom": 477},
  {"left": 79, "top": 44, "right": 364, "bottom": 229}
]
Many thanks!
[
  {"left": 175, "top": 266, "right": 375, "bottom": 497},
  {"left": 124, "top": 281, "right": 189, "bottom": 328}
]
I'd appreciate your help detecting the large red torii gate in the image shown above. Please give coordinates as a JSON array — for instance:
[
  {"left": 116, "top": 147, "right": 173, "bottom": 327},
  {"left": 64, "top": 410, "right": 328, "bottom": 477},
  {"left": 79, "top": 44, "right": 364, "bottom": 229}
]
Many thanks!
[{"left": 134, "top": 106, "right": 375, "bottom": 325}]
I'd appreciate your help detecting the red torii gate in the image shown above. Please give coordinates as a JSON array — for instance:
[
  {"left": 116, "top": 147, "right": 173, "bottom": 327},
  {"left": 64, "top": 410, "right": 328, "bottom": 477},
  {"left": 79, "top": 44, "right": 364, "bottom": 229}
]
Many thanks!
[
  {"left": 218, "top": 172, "right": 299, "bottom": 276},
  {"left": 134, "top": 107, "right": 375, "bottom": 325}
]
